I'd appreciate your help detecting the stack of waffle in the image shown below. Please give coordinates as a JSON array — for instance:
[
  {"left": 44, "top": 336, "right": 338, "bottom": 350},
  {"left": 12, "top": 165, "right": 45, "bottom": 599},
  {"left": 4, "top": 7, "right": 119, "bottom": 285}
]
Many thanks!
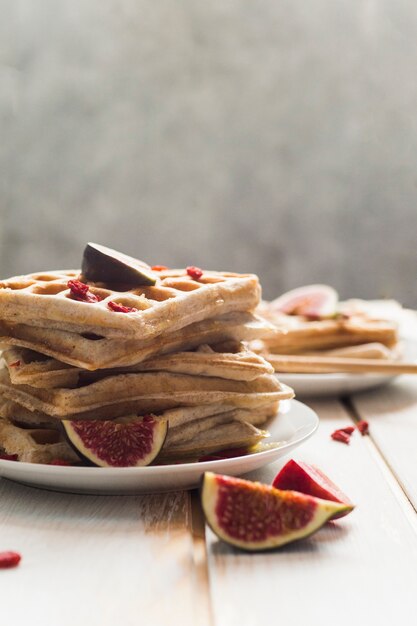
[
  {"left": 0, "top": 265, "right": 293, "bottom": 464},
  {"left": 254, "top": 297, "right": 399, "bottom": 373}
]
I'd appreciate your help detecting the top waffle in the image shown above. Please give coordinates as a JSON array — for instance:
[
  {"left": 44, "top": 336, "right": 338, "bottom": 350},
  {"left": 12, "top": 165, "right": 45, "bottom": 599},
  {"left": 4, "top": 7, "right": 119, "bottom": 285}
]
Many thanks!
[{"left": 0, "top": 268, "right": 261, "bottom": 339}]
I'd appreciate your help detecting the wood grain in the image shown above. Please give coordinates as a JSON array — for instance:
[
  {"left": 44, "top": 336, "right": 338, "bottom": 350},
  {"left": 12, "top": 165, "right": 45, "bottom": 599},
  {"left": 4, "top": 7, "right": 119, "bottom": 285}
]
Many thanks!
[
  {"left": 0, "top": 483, "right": 200, "bottom": 626},
  {"left": 351, "top": 375, "right": 417, "bottom": 511},
  {"left": 205, "top": 399, "right": 417, "bottom": 626}
]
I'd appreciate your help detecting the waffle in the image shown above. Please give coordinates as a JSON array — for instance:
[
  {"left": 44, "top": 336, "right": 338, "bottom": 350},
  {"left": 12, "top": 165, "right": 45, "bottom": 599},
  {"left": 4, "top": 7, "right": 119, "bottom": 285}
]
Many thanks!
[
  {"left": 0, "top": 368, "right": 293, "bottom": 418},
  {"left": 2, "top": 343, "right": 275, "bottom": 389},
  {"left": 0, "top": 409, "right": 265, "bottom": 464},
  {"left": 299, "top": 342, "right": 396, "bottom": 359},
  {"left": 0, "top": 396, "right": 280, "bottom": 429},
  {"left": 0, "top": 311, "right": 277, "bottom": 370},
  {"left": 0, "top": 417, "right": 79, "bottom": 464},
  {"left": 160, "top": 401, "right": 279, "bottom": 428},
  {"left": 160, "top": 416, "right": 266, "bottom": 459},
  {"left": 259, "top": 312, "right": 398, "bottom": 354},
  {"left": 0, "top": 399, "right": 58, "bottom": 428},
  {"left": 0, "top": 269, "right": 261, "bottom": 339}
]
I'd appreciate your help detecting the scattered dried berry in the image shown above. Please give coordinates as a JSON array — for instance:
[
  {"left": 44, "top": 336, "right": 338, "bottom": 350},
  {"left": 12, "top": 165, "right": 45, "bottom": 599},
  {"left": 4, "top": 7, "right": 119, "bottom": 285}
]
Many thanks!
[
  {"left": 9, "top": 361, "right": 21, "bottom": 368},
  {"left": 331, "top": 429, "right": 351, "bottom": 444},
  {"left": 339, "top": 426, "right": 355, "bottom": 435},
  {"left": 107, "top": 301, "right": 137, "bottom": 313},
  {"left": 357, "top": 420, "right": 369, "bottom": 436},
  {"left": 68, "top": 280, "right": 100, "bottom": 303},
  {"left": 49, "top": 459, "right": 72, "bottom": 466},
  {"left": 186, "top": 266, "right": 203, "bottom": 280},
  {"left": 0, "top": 551, "right": 21, "bottom": 569},
  {"left": 151, "top": 265, "right": 168, "bottom": 271},
  {"left": 0, "top": 454, "right": 18, "bottom": 461}
]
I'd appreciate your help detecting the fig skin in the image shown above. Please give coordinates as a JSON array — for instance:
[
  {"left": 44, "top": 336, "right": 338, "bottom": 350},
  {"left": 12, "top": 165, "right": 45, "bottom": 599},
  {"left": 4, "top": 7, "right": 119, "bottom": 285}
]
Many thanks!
[
  {"left": 81, "top": 242, "right": 157, "bottom": 287},
  {"left": 269, "top": 284, "right": 338, "bottom": 318},
  {"left": 201, "top": 472, "right": 350, "bottom": 551},
  {"left": 62, "top": 416, "right": 167, "bottom": 468},
  {"left": 272, "top": 459, "right": 354, "bottom": 519}
]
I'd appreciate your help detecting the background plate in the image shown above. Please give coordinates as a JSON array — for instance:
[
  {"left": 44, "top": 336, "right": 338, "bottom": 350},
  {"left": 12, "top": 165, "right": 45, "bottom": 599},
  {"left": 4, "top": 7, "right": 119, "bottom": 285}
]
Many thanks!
[
  {"left": 0, "top": 400, "right": 318, "bottom": 494},
  {"left": 278, "top": 372, "right": 396, "bottom": 398}
]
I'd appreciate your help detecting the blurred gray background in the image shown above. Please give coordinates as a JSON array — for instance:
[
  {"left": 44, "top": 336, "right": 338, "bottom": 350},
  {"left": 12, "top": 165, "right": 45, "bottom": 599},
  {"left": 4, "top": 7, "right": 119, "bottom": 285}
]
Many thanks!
[{"left": 0, "top": 1, "right": 416, "bottom": 304}]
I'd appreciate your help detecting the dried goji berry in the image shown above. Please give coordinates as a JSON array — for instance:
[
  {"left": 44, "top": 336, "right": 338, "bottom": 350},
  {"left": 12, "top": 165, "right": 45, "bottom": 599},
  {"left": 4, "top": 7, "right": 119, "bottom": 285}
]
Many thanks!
[
  {"left": 151, "top": 265, "right": 168, "bottom": 271},
  {"left": 68, "top": 280, "right": 100, "bottom": 303},
  {"left": 357, "top": 420, "right": 369, "bottom": 436},
  {"left": 331, "top": 429, "right": 351, "bottom": 444},
  {"left": 108, "top": 301, "right": 137, "bottom": 313},
  {"left": 49, "top": 459, "right": 72, "bottom": 466},
  {"left": 0, "top": 454, "right": 18, "bottom": 461},
  {"left": 186, "top": 266, "right": 203, "bottom": 280},
  {"left": 0, "top": 551, "right": 21, "bottom": 569},
  {"left": 9, "top": 361, "right": 21, "bottom": 368},
  {"left": 339, "top": 426, "right": 355, "bottom": 435}
]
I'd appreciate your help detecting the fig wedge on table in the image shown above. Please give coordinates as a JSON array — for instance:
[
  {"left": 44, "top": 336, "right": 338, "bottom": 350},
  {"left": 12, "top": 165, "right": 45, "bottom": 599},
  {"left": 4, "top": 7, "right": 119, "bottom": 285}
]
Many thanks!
[
  {"left": 201, "top": 472, "right": 350, "bottom": 551},
  {"left": 81, "top": 242, "right": 157, "bottom": 287},
  {"left": 272, "top": 459, "right": 354, "bottom": 519},
  {"left": 270, "top": 284, "right": 338, "bottom": 318},
  {"left": 62, "top": 416, "right": 167, "bottom": 467}
]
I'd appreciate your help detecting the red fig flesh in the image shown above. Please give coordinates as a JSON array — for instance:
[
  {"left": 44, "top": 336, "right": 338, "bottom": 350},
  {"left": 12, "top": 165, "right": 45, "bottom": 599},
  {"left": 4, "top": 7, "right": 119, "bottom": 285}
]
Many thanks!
[
  {"left": 270, "top": 284, "right": 338, "bottom": 318},
  {"left": 272, "top": 459, "right": 354, "bottom": 519},
  {"left": 62, "top": 415, "right": 167, "bottom": 467},
  {"left": 201, "top": 472, "right": 350, "bottom": 551}
]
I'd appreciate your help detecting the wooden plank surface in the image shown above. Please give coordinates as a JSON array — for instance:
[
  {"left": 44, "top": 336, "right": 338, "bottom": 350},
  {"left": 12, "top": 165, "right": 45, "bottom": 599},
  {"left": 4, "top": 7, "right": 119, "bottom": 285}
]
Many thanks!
[
  {"left": 205, "top": 399, "right": 417, "bottom": 626},
  {"left": 351, "top": 375, "right": 417, "bottom": 511},
  {"left": 0, "top": 483, "right": 207, "bottom": 626}
]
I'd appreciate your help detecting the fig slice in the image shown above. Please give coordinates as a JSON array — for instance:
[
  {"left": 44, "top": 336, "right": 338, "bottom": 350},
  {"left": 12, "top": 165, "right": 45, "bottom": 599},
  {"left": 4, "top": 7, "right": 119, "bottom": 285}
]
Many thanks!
[
  {"left": 62, "top": 415, "right": 167, "bottom": 467},
  {"left": 269, "top": 284, "right": 338, "bottom": 318},
  {"left": 272, "top": 459, "right": 354, "bottom": 519},
  {"left": 81, "top": 242, "right": 157, "bottom": 287},
  {"left": 201, "top": 472, "right": 350, "bottom": 551}
]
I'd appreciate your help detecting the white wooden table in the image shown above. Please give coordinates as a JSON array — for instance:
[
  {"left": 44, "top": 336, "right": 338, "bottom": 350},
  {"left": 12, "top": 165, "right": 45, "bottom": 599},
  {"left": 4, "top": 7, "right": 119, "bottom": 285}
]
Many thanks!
[{"left": 1, "top": 310, "right": 417, "bottom": 626}]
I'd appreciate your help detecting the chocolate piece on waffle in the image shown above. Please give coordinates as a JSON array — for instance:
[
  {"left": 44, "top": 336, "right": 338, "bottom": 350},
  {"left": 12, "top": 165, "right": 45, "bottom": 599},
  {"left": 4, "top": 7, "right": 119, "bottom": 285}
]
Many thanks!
[
  {"left": 0, "top": 312, "right": 278, "bottom": 370},
  {"left": 0, "top": 269, "right": 261, "bottom": 339}
]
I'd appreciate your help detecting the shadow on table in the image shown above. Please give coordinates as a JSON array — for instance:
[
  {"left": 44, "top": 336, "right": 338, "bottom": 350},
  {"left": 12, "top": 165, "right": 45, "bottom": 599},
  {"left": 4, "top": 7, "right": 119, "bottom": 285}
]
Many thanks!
[{"left": 209, "top": 521, "right": 349, "bottom": 556}]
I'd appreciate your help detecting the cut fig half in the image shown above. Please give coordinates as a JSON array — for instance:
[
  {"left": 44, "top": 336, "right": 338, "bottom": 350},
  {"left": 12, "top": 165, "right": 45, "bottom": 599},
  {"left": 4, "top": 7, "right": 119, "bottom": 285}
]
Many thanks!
[
  {"left": 201, "top": 472, "right": 350, "bottom": 551},
  {"left": 81, "top": 242, "right": 157, "bottom": 287},
  {"left": 270, "top": 284, "right": 338, "bottom": 318},
  {"left": 62, "top": 415, "right": 167, "bottom": 467},
  {"left": 272, "top": 459, "right": 354, "bottom": 519}
]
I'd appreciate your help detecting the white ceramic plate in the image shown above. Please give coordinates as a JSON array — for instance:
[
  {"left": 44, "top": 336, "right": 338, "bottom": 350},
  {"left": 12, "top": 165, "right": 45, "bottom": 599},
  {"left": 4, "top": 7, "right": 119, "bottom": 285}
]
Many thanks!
[
  {"left": 278, "top": 372, "right": 396, "bottom": 398},
  {"left": 0, "top": 400, "right": 318, "bottom": 495}
]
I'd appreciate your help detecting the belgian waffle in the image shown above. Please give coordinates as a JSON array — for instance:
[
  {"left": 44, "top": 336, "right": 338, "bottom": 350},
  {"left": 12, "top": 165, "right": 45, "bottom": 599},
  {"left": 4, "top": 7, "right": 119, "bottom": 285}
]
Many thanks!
[
  {"left": 0, "top": 398, "right": 280, "bottom": 429},
  {"left": 259, "top": 311, "right": 398, "bottom": 354},
  {"left": 0, "top": 311, "right": 277, "bottom": 370},
  {"left": 0, "top": 269, "right": 261, "bottom": 339},
  {"left": 0, "top": 256, "right": 295, "bottom": 465},
  {"left": 0, "top": 406, "right": 268, "bottom": 464},
  {"left": 161, "top": 415, "right": 266, "bottom": 459},
  {"left": 2, "top": 343, "right": 275, "bottom": 388},
  {"left": 0, "top": 417, "right": 79, "bottom": 464},
  {"left": 161, "top": 402, "right": 279, "bottom": 428},
  {"left": 0, "top": 368, "right": 292, "bottom": 418}
]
